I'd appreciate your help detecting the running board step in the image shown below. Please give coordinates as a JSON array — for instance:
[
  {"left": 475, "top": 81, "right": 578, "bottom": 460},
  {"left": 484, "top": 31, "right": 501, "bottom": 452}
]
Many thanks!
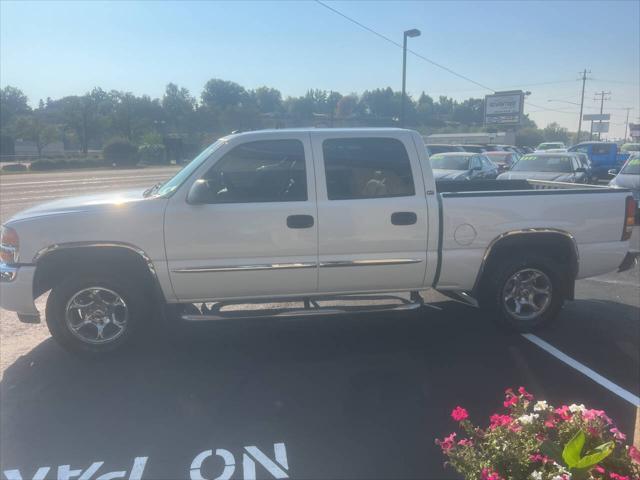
[{"left": 180, "top": 292, "right": 425, "bottom": 322}]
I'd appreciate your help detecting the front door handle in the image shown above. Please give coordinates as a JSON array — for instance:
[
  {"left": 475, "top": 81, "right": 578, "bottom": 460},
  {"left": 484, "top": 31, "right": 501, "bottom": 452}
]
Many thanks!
[
  {"left": 287, "top": 214, "right": 314, "bottom": 229},
  {"left": 391, "top": 212, "right": 417, "bottom": 226}
]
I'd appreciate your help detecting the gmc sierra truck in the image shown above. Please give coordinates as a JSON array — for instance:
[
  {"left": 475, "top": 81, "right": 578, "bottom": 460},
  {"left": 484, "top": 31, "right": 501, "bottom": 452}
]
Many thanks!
[{"left": 1, "top": 128, "right": 636, "bottom": 355}]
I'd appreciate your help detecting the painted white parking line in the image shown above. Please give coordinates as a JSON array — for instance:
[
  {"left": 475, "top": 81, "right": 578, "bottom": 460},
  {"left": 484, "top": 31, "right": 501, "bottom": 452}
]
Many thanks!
[
  {"left": 584, "top": 277, "right": 640, "bottom": 287},
  {"left": 522, "top": 333, "right": 640, "bottom": 407}
]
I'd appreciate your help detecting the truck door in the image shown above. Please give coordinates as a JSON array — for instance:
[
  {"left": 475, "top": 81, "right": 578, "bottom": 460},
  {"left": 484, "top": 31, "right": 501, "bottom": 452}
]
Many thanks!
[
  {"left": 311, "top": 132, "right": 428, "bottom": 293},
  {"left": 164, "top": 134, "right": 318, "bottom": 302}
]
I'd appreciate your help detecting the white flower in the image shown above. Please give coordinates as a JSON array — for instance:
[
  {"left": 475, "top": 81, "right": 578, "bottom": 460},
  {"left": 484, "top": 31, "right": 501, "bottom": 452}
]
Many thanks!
[
  {"left": 530, "top": 471, "right": 543, "bottom": 480},
  {"left": 569, "top": 404, "right": 586, "bottom": 413},
  {"left": 533, "top": 400, "right": 549, "bottom": 412},
  {"left": 518, "top": 413, "right": 539, "bottom": 424}
]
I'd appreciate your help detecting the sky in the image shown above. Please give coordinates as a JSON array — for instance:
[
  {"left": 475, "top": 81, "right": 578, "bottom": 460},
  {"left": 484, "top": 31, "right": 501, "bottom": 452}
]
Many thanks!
[{"left": 1, "top": 0, "right": 639, "bottom": 139}]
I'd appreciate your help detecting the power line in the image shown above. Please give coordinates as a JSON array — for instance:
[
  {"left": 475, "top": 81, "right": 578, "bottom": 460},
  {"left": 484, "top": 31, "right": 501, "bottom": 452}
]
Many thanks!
[{"left": 314, "top": 0, "right": 495, "bottom": 92}]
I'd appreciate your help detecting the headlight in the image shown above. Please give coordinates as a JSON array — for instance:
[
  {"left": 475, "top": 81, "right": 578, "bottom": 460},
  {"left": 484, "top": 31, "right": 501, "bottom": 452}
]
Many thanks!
[{"left": 0, "top": 226, "right": 19, "bottom": 264}]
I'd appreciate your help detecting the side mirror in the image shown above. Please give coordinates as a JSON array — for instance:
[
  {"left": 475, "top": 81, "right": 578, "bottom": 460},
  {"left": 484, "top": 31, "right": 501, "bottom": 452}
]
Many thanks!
[
  {"left": 608, "top": 169, "right": 618, "bottom": 176},
  {"left": 187, "top": 179, "right": 211, "bottom": 204}
]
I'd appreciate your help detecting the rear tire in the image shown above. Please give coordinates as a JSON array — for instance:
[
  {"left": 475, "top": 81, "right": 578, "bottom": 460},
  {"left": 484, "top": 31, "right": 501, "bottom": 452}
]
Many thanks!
[
  {"left": 46, "top": 271, "right": 150, "bottom": 356},
  {"left": 480, "top": 254, "right": 565, "bottom": 332}
]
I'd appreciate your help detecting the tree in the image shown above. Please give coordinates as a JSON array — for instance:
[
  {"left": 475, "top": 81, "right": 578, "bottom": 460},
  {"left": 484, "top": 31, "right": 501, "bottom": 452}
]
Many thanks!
[
  {"left": 162, "top": 83, "right": 196, "bottom": 134},
  {"left": 252, "top": 87, "right": 283, "bottom": 114},
  {"left": 201, "top": 79, "right": 247, "bottom": 110},
  {"left": 516, "top": 127, "right": 544, "bottom": 147},
  {"left": 336, "top": 95, "right": 358, "bottom": 118},
  {"left": 13, "top": 115, "right": 59, "bottom": 158},
  {"left": 0, "top": 86, "right": 31, "bottom": 132},
  {"left": 543, "top": 122, "right": 570, "bottom": 143}
]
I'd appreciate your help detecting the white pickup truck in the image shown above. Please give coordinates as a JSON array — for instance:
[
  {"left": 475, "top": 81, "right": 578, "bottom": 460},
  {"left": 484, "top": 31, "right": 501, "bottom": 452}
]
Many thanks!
[{"left": 1, "top": 129, "right": 637, "bottom": 355}]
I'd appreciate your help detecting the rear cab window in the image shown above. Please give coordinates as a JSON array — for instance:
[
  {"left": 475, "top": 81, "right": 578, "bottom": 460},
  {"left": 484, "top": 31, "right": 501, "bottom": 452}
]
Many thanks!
[{"left": 322, "top": 137, "right": 415, "bottom": 200}]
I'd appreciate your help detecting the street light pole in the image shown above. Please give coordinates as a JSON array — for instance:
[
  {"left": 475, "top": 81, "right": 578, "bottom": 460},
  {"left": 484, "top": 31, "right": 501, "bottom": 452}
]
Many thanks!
[
  {"left": 576, "top": 69, "right": 589, "bottom": 144},
  {"left": 401, "top": 28, "right": 421, "bottom": 127}
]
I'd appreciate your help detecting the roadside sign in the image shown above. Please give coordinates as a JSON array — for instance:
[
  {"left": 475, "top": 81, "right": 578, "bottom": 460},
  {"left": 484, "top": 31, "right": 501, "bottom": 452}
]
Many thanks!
[
  {"left": 583, "top": 113, "right": 610, "bottom": 121},
  {"left": 484, "top": 90, "right": 524, "bottom": 126},
  {"left": 629, "top": 123, "right": 640, "bottom": 138},
  {"left": 592, "top": 122, "right": 610, "bottom": 133}
]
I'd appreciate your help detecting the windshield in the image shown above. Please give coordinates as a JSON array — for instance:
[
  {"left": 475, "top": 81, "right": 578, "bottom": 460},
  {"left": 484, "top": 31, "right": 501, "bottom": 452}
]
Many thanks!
[
  {"left": 512, "top": 155, "right": 572, "bottom": 173},
  {"left": 621, "top": 143, "right": 640, "bottom": 152},
  {"left": 430, "top": 154, "right": 471, "bottom": 170},
  {"left": 620, "top": 157, "right": 640, "bottom": 175},
  {"left": 154, "top": 140, "right": 225, "bottom": 197},
  {"left": 537, "top": 143, "right": 564, "bottom": 150}
]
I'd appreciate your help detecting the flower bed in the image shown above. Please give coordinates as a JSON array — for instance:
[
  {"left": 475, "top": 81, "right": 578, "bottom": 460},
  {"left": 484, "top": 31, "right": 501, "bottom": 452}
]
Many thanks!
[{"left": 436, "top": 387, "right": 639, "bottom": 479}]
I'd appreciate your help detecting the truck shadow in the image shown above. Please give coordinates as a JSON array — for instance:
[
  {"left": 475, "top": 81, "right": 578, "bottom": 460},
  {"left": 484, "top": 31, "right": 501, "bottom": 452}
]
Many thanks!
[{"left": 1, "top": 299, "right": 637, "bottom": 479}]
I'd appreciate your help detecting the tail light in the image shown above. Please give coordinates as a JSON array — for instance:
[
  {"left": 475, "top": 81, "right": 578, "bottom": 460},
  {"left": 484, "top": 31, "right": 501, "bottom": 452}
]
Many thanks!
[
  {"left": 0, "top": 226, "right": 19, "bottom": 264},
  {"left": 621, "top": 196, "right": 637, "bottom": 241}
]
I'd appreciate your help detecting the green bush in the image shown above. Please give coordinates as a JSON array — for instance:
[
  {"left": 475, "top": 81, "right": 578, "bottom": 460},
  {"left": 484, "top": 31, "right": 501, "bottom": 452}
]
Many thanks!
[
  {"left": 137, "top": 143, "right": 167, "bottom": 165},
  {"left": 30, "top": 158, "right": 105, "bottom": 171},
  {"left": 103, "top": 138, "right": 138, "bottom": 167}
]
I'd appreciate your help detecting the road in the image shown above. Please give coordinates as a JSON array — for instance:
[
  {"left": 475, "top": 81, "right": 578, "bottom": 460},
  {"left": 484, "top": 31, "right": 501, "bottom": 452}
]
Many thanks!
[{"left": 1, "top": 168, "right": 638, "bottom": 479}]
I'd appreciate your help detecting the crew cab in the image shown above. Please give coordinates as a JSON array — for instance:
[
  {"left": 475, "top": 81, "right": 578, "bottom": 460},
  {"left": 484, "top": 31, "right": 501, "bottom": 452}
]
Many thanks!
[
  {"left": 568, "top": 142, "right": 630, "bottom": 180},
  {"left": 0, "top": 129, "right": 636, "bottom": 355}
]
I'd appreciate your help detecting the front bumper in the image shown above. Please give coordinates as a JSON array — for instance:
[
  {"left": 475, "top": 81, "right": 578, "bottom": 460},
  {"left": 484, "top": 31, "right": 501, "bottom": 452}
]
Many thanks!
[{"left": 0, "top": 264, "right": 40, "bottom": 316}]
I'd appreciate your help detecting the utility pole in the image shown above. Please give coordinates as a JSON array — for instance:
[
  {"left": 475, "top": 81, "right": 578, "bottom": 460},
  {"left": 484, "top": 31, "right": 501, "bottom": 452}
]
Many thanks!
[
  {"left": 593, "top": 90, "right": 611, "bottom": 140},
  {"left": 401, "top": 28, "right": 421, "bottom": 127},
  {"left": 622, "top": 107, "right": 633, "bottom": 142},
  {"left": 576, "top": 69, "right": 590, "bottom": 144}
]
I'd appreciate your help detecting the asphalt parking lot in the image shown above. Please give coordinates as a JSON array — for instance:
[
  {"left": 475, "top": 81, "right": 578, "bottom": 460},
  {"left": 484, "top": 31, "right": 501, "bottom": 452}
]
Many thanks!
[{"left": 1, "top": 168, "right": 639, "bottom": 479}]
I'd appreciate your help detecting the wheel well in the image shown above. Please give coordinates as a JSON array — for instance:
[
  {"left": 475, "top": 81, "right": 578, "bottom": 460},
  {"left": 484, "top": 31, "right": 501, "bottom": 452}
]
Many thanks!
[
  {"left": 473, "top": 232, "right": 578, "bottom": 299},
  {"left": 33, "top": 246, "right": 164, "bottom": 303}
]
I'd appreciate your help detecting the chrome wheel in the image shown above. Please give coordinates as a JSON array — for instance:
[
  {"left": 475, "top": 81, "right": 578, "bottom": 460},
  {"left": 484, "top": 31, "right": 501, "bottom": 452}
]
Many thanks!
[
  {"left": 65, "top": 287, "right": 128, "bottom": 344},
  {"left": 502, "top": 268, "right": 552, "bottom": 321}
]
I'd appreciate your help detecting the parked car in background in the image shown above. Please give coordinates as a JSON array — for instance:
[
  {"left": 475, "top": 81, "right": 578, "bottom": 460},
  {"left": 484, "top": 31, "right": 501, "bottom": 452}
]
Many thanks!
[
  {"left": 568, "top": 142, "right": 630, "bottom": 181},
  {"left": 536, "top": 142, "right": 566, "bottom": 151},
  {"left": 485, "top": 151, "right": 519, "bottom": 172},
  {"left": 520, "top": 146, "right": 535, "bottom": 154},
  {"left": 429, "top": 152, "right": 498, "bottom": 180},
  {"left": 481, "top": 144, "right": 508, "bottom": 152},
  {"left": 425, "top": 144, "right": 465, "bottom": 158},
  {"left": 620, "top": 143, "right": 640, "bottom": 153},
  {"left": 573, "top": 152, "right": 594, "bottom": 183},
  {"left": 458, "top": 144, "right": 487, "bottom": 153},
  {"left": 609, "top": 154, "right": 640, "bottom": 223},
  {"left": 497, "top": 152, "right": 589, "bottom": 183}
]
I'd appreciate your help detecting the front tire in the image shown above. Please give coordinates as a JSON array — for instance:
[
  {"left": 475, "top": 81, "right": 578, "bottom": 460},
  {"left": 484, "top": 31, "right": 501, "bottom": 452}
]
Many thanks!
[
  {"left": 480, "top": 255, "right": 565, "bottom": 332},
  {"left": 46, "top": 272, "right": 149, "bottom": 355}
]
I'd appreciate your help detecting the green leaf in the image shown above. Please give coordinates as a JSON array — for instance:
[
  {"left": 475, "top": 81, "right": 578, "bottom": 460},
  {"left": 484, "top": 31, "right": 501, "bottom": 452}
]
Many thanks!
[
  {"left": 562, "top": 430, "right": 585, "bottom": 468},
  {"left": 574, "top": 441, "right": 614, "bottom": 470}
]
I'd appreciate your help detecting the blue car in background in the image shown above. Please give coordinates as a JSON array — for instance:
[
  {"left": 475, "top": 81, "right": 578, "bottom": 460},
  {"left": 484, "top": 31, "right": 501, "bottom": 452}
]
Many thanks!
[{"left": 568, "top": 142, "right": 630, "bottom": 181}]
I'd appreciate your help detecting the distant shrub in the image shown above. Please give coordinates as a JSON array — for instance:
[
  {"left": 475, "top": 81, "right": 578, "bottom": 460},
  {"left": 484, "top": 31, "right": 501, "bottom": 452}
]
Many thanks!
[
  {"left": 30, "top": 158, "right": 105, "bottom": 171},
  {"left": 137, "top": 143, "right": 167, "bottom": 165},
  {"left": 1, "top": 163, "right": 27, "bottom": 172},
  {"left": 103, "top": 138, "right": 138, "bottom": 167},
  {"left": 140, "top": 131, "right": 163, "bottom": 145}
]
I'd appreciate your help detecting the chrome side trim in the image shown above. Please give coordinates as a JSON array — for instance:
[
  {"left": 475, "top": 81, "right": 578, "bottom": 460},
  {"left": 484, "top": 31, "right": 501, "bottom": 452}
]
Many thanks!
[
  {"left": 0, "top": 263, "right": 18, "bottom": 282},
  {"left": 172, "top": 262, "right": 316, "bottom": 274},
  {"left": 471, "top": 228, "right": 579, "bottom": 293},
  {"left": 319, "top": 258, "right": 423, "bottom": 268}
]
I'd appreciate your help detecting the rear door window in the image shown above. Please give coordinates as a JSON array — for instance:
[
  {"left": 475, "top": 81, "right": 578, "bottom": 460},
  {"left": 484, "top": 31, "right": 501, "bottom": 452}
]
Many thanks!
[{"left": 323, "top": 138, "right": 415, "bottom": 200}]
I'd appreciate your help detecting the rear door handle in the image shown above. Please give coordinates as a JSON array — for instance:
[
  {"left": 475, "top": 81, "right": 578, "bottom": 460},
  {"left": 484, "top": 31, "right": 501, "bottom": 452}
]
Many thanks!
[
  {"left": 391, "top": 212, "right": 417, "bottom": 226},
  {"left": 287, "top": 214, "right": 314, "bottom": 229}
]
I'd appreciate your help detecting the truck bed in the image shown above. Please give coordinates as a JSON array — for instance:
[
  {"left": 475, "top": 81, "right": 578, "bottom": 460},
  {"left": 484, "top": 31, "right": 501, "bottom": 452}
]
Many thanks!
[{"left": 435, "top": 179, "right": 622, "bottom": 194}]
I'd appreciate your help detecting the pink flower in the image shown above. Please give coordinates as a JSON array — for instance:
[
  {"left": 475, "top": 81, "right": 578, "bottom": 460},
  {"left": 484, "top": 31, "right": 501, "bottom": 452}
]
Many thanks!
[
  {"left": 489, "top": 414, "right": 512, "bottom": 430},
  {"left": 610, "top": 427, "right": 627, "bottom": 442},
  {"left": 436, "top": 432, "right": 457, "bottom": 453},
  {"left": 518, "top": 386, "right": 533, "bottom": 401},
  {"left": 555, "top": 405, "right": 572, "bottom": 421},
  {"left": 529, "top": 453, "right": 551, "bottom": 464},
  {"left": 609, "top": 473, "right": 630, "bottom": 480},
  {"left": 583, "top": 409, "right": 613, "bottom": 425},
  {"left": 594, "top": 465, "right": 605, "bottom": 474},
  {"left": 457, "top": 438, "right": 473, "bottom": 447},
  {"left": 544, "top": 416, "right": 557, "bottom": 428},
  {"left": 503, "top": 395, "right": 518, "bottom": 408},
  {"left": 481, "top": 468, "right": 503, "bottom": 480},
  {"left": 628, "top": 445, "right": 640, "bottom": 464},
  {"left": 451, "top": 406, "right": 469, "bottom": 422}
]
